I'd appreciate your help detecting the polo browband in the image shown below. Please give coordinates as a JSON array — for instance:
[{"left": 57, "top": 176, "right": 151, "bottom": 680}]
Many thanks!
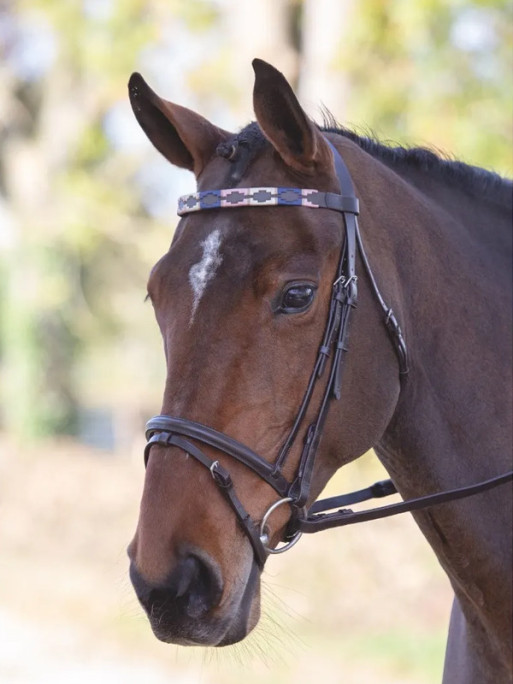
[
  {"left": 144, "top": 139, "right": 513, "bottom": 568},
  {"left": 177, "top": 186, "right": 360, "bottom": 216}
]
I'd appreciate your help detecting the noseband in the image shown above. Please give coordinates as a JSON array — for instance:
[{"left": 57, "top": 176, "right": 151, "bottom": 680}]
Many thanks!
[{"left": 144, "top": 140, "right": 513, "bottom": 569}]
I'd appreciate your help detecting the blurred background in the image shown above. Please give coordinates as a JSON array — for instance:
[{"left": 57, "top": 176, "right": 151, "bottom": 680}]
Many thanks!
[{"left": 0, "top": 1, "right": 511, "bottom": 682}]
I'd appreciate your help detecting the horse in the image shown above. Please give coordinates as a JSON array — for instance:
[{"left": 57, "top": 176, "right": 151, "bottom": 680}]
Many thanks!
[{"left": 126, "top": 59, "right": 513, "bottom": 682}]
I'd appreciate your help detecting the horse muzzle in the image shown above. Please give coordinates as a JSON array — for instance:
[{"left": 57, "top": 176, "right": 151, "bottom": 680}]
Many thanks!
[{"left": 128, "top": 547, "right": 261, "bottom": 646}]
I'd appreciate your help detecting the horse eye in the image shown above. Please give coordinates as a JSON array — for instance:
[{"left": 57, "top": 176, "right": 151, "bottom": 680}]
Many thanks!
[{"left": 280, "top": 284, "right": 316, "bottom": 313}]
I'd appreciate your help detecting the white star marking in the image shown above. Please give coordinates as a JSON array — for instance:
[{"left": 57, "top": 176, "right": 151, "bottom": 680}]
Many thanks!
[{"left": 188, "top": 229, "right": 223, "bottom": 324}]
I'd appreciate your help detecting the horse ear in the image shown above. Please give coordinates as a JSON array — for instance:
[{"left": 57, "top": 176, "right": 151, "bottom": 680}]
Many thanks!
[
  {"left": 252, "top": 59, "right": 329, "bottom": 174},
  {"left": 128, "top": 73, "right": 231, "bottom": 177}
]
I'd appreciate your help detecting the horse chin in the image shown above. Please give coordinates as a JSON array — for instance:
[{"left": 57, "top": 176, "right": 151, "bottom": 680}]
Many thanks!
[{"left": 148, "top": 558, "right": 261, "bottom": 647}]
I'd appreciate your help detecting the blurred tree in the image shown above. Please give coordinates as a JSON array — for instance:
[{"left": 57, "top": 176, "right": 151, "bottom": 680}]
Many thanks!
[
  {"left": 298, "top": 0, "right": 356, "bottom": 118},
  {"left": 0, "top": 0, "right": 221, "bottom": 440},
  {"left": 221, "top": 0, "right": 299, "bottom": 121},
  {"left": 336, "top": 0, "right": 513, "bottom": 174}
]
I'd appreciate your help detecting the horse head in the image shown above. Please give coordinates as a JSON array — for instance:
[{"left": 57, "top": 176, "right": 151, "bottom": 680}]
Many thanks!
[{"left": 127, "top": 59, "right": 403, "bottom": 646}]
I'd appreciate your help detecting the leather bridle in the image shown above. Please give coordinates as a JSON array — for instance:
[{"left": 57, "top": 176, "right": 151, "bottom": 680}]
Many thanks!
[{"left": 144, "top": 140, "right": 513, "bottom": 569}]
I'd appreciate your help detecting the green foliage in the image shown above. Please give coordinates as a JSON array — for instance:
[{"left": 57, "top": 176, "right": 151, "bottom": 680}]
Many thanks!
[
  {"left": 0, "top": 0, "right": 173, "bottom": 437},
  {"left": 340, "top": 0, "right": 513, "bottom": 175},
  {"left": 23, "top": 0, "right": 157, "bottom": 85}
]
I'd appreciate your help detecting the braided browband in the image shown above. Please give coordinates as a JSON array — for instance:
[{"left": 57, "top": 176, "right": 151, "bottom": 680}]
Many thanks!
[{"left": 178, "top": 187, "right": 359, "bottom": 216}]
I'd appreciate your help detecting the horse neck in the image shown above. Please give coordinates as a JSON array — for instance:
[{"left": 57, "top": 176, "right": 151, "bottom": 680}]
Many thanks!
[
  {"left": 355, "top": 153, "right": 512, "bottom": 622},
  {"left": 375, "top": 165, "right": 512, "bottom": 474}
]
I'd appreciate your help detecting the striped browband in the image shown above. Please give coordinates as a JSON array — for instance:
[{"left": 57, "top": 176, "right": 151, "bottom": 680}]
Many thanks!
[{"left": 177, "top": 187, "right": 359, "bottom": 216}]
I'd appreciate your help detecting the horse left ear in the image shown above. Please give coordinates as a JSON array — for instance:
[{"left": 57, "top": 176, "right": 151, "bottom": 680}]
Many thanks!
[{"left": 252, "top": 59, "right": 330, "bottom": 175}]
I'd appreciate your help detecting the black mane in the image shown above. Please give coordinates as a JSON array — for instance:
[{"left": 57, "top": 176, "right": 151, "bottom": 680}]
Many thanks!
[
  {"left": 218, "top": 121, "right": 512, "bottom": 205},
  {"left": 323, "top": 124, "right": 512, "bottom": 205}
]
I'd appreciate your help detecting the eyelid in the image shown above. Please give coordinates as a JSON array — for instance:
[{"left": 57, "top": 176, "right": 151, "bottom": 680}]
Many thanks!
[{"left": 283, "top": 278, "right": 317, "bottom": 290}]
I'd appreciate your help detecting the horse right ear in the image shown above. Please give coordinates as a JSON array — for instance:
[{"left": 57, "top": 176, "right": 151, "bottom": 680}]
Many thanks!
[{"left": 128, "top": 73, "right": 231, "bottom": 178}]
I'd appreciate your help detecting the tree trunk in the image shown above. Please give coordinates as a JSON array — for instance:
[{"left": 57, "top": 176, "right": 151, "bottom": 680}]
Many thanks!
[{"left": 298, "top": 0, "right": 355, "bottom": 122}]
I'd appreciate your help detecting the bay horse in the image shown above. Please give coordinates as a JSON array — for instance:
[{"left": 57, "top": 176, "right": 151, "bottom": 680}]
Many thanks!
[{"left": 127, "top": 59, "right": 512, "bottom": 682}]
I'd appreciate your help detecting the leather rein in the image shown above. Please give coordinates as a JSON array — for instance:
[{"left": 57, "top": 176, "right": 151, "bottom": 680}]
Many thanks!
[{"left": 144, "top": 140, "right": 513, "bottom": 568}]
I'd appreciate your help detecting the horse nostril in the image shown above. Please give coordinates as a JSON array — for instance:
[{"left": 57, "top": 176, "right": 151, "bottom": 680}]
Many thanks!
[
  {"left": 129, "top": 552, "right": 223, "bottom": 622},
  {"left": 173, "top": 553, "right": 222, "bottom": 619},
  {"left": 175, "top": 555, "right": 200, "bottom": 598}
]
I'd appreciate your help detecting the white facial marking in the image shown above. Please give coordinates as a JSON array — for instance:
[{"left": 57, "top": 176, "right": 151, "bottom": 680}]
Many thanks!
[{"left": 188, "top": 229, "right": 223, "bottom": 324}]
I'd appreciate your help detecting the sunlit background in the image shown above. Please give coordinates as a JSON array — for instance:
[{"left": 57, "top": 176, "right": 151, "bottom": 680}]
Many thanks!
[{"left": 0, "top": 1, "right": 511, "bottom": 682}]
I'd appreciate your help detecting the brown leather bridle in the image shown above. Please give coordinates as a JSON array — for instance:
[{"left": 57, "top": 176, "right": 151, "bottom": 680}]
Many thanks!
[{"left": 144, "top": 140, "right": 513, "bottom": 569}]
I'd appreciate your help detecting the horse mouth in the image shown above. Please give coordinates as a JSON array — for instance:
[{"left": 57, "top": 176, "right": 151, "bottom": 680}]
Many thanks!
[{"left": 138, "top": 559, "right": 262, "bottom": 647}]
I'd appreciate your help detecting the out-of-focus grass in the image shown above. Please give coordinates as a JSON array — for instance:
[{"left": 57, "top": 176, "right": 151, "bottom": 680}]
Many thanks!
[{"left": 0, "top": 436, "right": 452, "bottom": 683}]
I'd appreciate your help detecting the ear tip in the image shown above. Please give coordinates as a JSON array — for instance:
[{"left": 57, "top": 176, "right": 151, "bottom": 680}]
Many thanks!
[
  {"left": 252, "top": 59, "right": 287, "bottom": 90},
  {"left": 128, "top": 72, "right": 148, "bottom": 96},
  {"left": 252, "top": 58, "right": 274, "bottom": 76},
  {"left": 128, "top": 73, "right": 155, "bottom": 111}
]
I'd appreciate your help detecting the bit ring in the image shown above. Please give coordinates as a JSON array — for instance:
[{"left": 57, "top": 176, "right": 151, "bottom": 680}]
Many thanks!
[{"left": 259, "top": 497, "right": 302, "bottom": 554}]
